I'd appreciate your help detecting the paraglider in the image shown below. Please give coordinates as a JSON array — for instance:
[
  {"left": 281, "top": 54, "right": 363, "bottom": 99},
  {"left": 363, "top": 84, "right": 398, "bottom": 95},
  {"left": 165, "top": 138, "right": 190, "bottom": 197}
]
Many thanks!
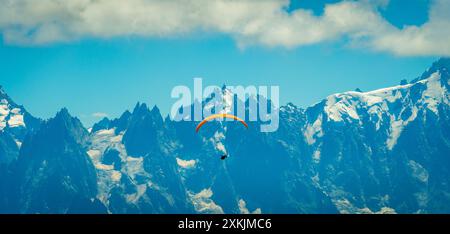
[{"left": 195, "top": 113, "right": 247, "bottom": 161}]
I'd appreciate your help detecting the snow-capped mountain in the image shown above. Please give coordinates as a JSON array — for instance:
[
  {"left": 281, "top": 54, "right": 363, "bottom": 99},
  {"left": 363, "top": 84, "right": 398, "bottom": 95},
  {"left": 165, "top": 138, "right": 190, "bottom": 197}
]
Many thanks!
[
  {"left": 87, "top": 103, "right": 193, "bottom": 213},
  {"left": 0, "top": 87, "right": 41, "bottom": 212},
  {"left": 300, "top": 58, "right": 450, "bottom": 213},
  {"left": 0, "top": 87, "right": 40, "bottom": 164},
  {"left": 0, "top": 58, "right": 449, "bottom": 214}
]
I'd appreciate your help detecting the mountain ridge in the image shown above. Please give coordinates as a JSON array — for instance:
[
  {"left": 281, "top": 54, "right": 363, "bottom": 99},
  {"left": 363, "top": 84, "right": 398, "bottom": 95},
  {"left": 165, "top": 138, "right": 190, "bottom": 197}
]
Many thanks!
[{"left": 0, "top": 58, "right": 449, "bottom": 214}]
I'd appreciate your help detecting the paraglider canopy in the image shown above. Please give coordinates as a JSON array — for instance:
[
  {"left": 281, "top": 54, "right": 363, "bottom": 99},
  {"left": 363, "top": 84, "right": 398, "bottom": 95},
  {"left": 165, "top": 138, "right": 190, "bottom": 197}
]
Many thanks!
[{"left": 195, "top": 113, "right": 248, "bottom": 133}]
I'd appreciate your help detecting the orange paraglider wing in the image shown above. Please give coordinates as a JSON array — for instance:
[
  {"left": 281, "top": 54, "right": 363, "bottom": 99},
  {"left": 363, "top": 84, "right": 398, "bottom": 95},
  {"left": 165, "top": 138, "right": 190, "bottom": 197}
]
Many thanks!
[{"left": 196, "top": 113, "right": 248, "bottom": 132}]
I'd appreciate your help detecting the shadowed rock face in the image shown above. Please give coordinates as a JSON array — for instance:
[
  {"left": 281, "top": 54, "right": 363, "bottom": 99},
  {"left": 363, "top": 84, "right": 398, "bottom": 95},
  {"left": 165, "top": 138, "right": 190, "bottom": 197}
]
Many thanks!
[
  {"left": 1, "top": 58, "right": 450, "bottom": 214},
  {"left": 13, "top": 109, "right": 103, "bottom": 214}
]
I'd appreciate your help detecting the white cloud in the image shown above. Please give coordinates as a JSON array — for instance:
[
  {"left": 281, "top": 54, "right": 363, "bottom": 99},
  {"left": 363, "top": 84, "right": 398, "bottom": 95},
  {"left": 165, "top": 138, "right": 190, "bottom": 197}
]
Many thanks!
[
  {"left": 0, "top": 0, "right": 449, "bottom": 56},
  {"left": 92, "top": 112, "right": 108, "bottom": 118}
]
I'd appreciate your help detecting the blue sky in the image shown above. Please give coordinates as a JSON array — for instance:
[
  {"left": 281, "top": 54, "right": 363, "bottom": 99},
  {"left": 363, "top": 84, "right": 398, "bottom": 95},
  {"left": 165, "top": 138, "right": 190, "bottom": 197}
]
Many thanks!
[{"left": 0, "top": 0, "right": 444, "bottom": 126}]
